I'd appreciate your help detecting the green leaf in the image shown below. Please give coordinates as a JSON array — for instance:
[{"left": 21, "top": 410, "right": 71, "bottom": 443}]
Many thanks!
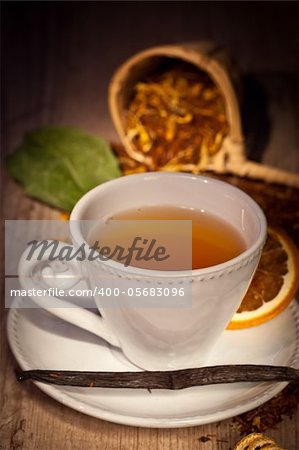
[{"left": 6, "top": 127, "right": 121, "bottom": 212}]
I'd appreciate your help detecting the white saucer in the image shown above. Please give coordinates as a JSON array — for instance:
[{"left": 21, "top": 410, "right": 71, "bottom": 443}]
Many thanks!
[{"left": 7, "top": 296, "right": 299, "bottom": 428}]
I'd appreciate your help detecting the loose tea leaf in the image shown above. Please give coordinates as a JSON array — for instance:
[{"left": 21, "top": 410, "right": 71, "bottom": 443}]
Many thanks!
[
  {"left": 6, "top": 127, "right": 121, "bottom": 211},
  {"left": 233, "top": 382, "right": 299, "bottom": 435}
]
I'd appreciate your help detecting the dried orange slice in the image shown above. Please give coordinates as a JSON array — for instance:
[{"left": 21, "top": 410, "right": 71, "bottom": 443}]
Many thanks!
[
  {"left": 234, "top": 432, "right": 284, "bottom": 450},
  {"left": 228, "top": 227, "right": 299, "bottom": 329}
]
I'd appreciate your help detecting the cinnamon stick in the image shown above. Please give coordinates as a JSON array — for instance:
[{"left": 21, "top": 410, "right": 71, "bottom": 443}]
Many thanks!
[{"left": 16, "top": 364, "right": 299, "bottom": 389}]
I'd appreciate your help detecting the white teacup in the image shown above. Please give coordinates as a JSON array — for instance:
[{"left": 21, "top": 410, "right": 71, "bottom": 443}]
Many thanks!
[{"left": 19, "top": 173, "right": 267, "bottom": 370}]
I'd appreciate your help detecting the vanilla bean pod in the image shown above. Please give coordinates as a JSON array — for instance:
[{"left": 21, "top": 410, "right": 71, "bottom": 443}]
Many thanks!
[{"left": 16, "top": 364, "right": 299, "bottom": 389}]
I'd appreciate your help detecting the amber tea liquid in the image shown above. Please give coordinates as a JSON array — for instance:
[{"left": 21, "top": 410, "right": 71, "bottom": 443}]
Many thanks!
[{"left": 88, "top": 206, "right": 246, "bottom": 271}]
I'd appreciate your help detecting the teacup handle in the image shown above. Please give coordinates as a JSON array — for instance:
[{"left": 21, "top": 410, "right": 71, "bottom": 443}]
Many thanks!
[{"left": 18, "top": 241, "right": 120, "bottom": 348}]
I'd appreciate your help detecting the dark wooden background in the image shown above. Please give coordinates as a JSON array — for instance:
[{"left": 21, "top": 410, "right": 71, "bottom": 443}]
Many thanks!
[
  {"left": 1, "top": 2, "right": 299, "bottom": 449},
  {"left": 2, "top": 2, "right": 299, "bottom": 168}
]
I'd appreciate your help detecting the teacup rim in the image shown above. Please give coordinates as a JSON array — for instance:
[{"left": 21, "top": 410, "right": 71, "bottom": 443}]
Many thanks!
[{"left": 69, "top": 172, "right": 267, "bottom": 278}]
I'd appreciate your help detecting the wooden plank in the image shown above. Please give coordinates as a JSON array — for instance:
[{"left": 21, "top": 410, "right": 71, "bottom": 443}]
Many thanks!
[{"left": 1, "top": 2, "right": 299, "bottom": 449}]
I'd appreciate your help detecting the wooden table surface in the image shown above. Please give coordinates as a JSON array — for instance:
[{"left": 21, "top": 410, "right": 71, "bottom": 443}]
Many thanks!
[{"left": 1, "top": 3, "right": 299, "bottom": 449}]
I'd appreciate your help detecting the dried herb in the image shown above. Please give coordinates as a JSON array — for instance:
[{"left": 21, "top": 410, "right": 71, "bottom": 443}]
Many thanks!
[
  {"left": 16, "top": 365, "right": 299, "bottom": 389},
  {"left": 124, "top": 65, "right": 229, "bottom": 172},
  {"left": 233, "top": 382, "right": 299, "bottom": 435}
]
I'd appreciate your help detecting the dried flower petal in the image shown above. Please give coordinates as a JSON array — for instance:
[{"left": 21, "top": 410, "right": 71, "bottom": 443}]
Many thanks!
[{"left": 125, "top": 65, "right": 229, "bottom": 172}]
